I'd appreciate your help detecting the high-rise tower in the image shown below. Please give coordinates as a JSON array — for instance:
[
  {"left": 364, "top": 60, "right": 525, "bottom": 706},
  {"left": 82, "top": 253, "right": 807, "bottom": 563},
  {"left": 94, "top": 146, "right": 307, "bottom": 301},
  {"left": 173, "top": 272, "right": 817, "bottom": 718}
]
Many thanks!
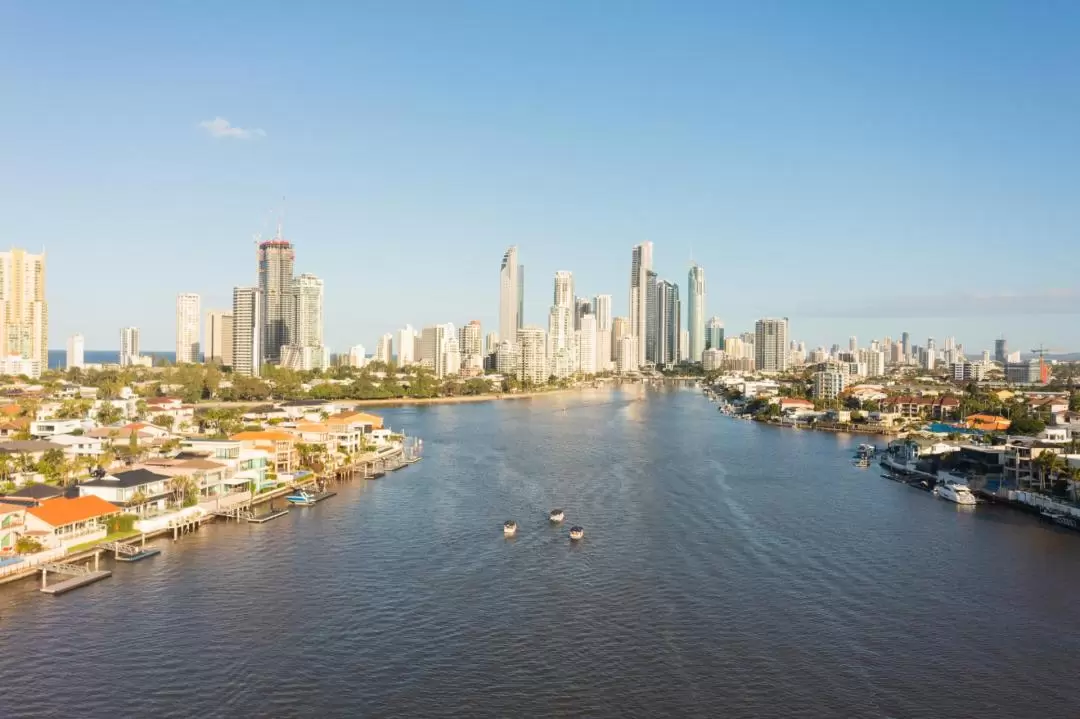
[
  {"left": 257, "top": 234, "right": 295, "bottom": 365},
  {"left": 0, "top": 248, "right": 48, "bottom": 376},
  {"left": 500, "top": 247, "right": 520, "bottom": 345},
  {"left": 176, "top": 293, "right": 201, "bottom": 363},
  {"left": 630, "top": 242, "right": 653, "bottom": 367},
  {"left": 687, "top": 263, "right": 705, "bottom": 363},
  {"left": 232, "top": 286, "right": 263, "bottom": 377}
]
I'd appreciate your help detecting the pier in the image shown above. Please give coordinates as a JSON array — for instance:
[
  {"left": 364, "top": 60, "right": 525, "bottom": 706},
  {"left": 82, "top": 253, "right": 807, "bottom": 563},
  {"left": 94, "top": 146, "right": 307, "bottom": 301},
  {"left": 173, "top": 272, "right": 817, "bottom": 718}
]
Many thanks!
[
  {"left": 40, "top": 552, "right": 111, "bottom": 595},
  {"left": 100, "top": 535, "right": 161, "bottom": 562}
]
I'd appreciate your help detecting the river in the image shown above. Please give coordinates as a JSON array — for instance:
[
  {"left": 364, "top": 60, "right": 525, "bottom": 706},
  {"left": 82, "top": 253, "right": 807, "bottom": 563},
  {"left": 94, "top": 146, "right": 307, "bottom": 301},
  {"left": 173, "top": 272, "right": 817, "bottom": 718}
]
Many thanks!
[{"left": 2, "top": 386, "right": 1079, "bottom": 718}]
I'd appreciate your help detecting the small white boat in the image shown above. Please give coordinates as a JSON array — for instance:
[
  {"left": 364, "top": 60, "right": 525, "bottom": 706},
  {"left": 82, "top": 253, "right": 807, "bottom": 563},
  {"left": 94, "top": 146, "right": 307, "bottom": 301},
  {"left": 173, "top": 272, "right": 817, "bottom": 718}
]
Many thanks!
[
  {"left": 503, "top": 520, "right": 518, "bottom": 536},
  {"left": 285, "top": 490, "right": 317, "bottom": 506},
  {"left": 569, "top": 526, "right": 584, "bottom": 541},
  {"left": 549, "top": 509, "right": 565, "bottom": 523}
]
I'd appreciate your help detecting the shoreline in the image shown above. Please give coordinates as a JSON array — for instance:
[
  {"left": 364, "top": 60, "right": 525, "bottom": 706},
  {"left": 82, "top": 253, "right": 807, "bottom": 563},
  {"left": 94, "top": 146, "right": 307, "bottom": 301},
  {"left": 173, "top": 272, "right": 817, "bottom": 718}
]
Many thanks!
[{"left": 195, "top": 386, "right": 591, "bottom": 410}]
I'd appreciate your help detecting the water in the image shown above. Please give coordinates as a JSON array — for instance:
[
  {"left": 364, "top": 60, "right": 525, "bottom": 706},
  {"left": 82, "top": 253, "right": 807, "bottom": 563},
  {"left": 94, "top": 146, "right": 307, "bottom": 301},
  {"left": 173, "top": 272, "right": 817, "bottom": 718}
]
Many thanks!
[
  {"left": 47, "top": 350, "right": 177, "bottom": 369},
  {"left": 2, "top": 386, "right": 1079, "bottom": 718}
]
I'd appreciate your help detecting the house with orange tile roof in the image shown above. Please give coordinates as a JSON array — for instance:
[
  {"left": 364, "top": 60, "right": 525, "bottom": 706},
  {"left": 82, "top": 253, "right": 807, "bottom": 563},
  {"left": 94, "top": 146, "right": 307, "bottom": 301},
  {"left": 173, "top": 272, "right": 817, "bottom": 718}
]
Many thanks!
[
  {"left": 326, "top": 411, "right": 387, "bottom": 455},
  {"left": 230, "top": 430, "right": 298, "bottom": 474},
  {"left": 23, "top": 495, "right": 119, "bottom": 549},
  {"left": 965, "top": 414, "right": 1012, "bottom": 432}
]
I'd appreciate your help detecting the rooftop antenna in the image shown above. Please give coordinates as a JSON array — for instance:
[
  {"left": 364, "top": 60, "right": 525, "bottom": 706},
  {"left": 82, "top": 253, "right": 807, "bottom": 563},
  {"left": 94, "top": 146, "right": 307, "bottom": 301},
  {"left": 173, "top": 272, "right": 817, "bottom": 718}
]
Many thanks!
[{"left": 277, "top": 195, "right": 286, "bottom": 239}]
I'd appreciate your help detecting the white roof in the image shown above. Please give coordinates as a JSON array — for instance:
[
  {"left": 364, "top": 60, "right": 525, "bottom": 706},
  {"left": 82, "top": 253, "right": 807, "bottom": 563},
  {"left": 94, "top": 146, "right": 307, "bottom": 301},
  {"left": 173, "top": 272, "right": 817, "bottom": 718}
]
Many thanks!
[{"left": 46, "top": 434, "right": 105, "bottom": 447}]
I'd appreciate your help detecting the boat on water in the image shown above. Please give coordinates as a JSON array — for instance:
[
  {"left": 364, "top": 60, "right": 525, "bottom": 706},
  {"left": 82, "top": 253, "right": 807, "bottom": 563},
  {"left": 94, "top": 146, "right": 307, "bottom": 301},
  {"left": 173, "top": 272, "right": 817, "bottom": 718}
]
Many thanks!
[
  {"left": 549, "top": 509, "right": 565, "bottom": 523},
  {"left": 933, "top": 479, "right": 977, "bottom": 506},
  {"left": 1040, "top": 510, "right": 1080, "bottom": 531},
  {"left": 569, "top": 526, "right": 584, "bottom": 541},
  {"left": 285, "top": 489, "right": 317, "bottom": 506},
  {"left": 854, "top": 457, "right": 871, "bottom": 468},
  {"left": 503, "top": 520, "right": 518, "bottom": 536}
]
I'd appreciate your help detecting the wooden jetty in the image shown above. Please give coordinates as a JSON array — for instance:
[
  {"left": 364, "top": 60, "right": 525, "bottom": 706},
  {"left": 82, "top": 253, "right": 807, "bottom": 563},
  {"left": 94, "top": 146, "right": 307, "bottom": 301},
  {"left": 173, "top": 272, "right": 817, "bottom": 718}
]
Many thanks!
[
  {"left": 100, "top": 535, "right": 161, "bottom": 563},
  {"left": 248, "top": 506, "right": 289, "bottom": 523},
  {"left": 40, "top": 551, "right": 111, "bottom": 595}
]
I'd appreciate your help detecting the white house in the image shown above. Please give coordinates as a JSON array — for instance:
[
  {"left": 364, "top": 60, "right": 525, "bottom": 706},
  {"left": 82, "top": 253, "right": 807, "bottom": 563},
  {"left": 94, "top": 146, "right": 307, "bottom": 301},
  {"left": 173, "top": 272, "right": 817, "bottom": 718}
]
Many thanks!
[
  {"left": 29, "top": 419, "right": 87, "bottom": 438},
  {"left": 48, "top": 433, "right": 106, "bottom": 458},
  {"left": 79, "top": 468, "right": 172, "bottom": 516}
]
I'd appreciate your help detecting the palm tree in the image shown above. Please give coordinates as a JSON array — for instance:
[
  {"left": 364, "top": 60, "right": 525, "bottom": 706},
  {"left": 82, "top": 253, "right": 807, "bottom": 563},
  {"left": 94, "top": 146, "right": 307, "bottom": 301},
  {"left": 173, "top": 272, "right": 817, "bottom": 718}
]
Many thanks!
[
  {"left": 1065, "top": 465, "right": 1080, "bottom": 503},
  {"left": 0, "top": 453, "right": 10, "bottom": 483}
]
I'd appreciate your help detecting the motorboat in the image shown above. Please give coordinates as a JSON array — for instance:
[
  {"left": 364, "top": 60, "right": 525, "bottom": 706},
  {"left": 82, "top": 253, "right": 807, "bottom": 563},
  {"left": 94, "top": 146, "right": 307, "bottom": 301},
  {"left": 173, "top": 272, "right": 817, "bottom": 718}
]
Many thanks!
[
  {"left": 933, "top": 480, "right": 977, "bottom": 506},
  {"left": 569, "top": 526, "right": 584, "bottom": 541},
  {"left": 503, "top": 520, "right": 518, "bottom": 536},
  {"left": 285, "top": 489, "right": 317, "bottom": 506},
  {"left": 549, "top": 509, "right": 565, "bottom": 523}
]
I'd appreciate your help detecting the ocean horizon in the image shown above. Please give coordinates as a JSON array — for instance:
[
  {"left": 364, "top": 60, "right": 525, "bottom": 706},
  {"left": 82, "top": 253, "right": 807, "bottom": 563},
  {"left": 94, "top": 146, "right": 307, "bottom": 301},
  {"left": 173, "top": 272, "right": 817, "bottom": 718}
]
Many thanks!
[{"left": 47, "top": 350, "right": 177, "bottom": 369}]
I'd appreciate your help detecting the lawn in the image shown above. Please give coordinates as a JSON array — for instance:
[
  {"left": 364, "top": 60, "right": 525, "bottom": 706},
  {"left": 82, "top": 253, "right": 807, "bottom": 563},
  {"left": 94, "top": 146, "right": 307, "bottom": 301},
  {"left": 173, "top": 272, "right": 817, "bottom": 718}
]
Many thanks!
[{"left": 67, "top": 530, "right": 142, "bottom": 555}]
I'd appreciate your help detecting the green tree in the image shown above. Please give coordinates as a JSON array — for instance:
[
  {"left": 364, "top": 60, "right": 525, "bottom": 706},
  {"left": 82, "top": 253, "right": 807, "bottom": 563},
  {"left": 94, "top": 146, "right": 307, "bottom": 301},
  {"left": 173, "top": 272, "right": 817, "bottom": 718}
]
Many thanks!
[
  {"left": 96, "top": 403, "right": 123, "bottom": 426},
  {"left": 1007, "top": 416, "right": 1046, "bottom": 436},
  {"left": 151, "top": 414, "right": 175, "bottom": 431},
  {"left": 37, "top": 448, "right": 66, "bottom": 484}
]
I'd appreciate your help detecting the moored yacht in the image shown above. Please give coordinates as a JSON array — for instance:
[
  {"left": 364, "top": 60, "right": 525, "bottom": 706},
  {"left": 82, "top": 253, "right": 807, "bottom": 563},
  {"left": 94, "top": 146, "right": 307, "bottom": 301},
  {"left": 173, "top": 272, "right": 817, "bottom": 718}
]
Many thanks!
[
  {"left": 285, "top": 489, "right": 317, "bottom": 506},
  {"left": 569, "top": 526, "right": 584, "bottom": 541},
  {"left": 549, "top": 509, "right": 565, "bottom": 523},
  {"left": 503, "top": 520, "right": 518, "bottom": 536},
  {"left": 933, "top": 480, "right": 977, "bottom": 506}
]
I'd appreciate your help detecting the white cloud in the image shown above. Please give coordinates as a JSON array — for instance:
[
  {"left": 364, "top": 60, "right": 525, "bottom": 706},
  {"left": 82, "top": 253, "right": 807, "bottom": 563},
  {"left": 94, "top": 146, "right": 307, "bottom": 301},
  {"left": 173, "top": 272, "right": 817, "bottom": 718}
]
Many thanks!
[{"left": 198, "top": 117, "right": 266, "bottom": 140}]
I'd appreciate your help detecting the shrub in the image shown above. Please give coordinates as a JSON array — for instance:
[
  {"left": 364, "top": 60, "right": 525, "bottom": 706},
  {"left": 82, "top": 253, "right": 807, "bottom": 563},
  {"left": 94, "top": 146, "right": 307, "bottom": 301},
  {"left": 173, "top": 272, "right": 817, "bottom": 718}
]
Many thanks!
[
  {"left": 15, "top": 536, "right": 44, "bottom": 554},
  {"left": 106, "top": 514, "right": 138, "bottom": 533}
]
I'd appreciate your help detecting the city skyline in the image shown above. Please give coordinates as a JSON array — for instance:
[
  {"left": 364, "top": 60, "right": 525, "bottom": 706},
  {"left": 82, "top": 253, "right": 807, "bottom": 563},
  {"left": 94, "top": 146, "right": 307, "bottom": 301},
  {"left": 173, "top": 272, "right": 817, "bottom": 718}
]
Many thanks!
[{"left": 6, "top": 4, "right": 1080, "bottom": 353}]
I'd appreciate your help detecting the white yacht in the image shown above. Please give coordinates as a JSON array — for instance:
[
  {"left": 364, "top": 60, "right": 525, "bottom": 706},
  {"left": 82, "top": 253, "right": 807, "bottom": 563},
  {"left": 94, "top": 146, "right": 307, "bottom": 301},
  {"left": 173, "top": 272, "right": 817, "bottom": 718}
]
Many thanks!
[
  {"left": 503, "top": 520, "right": 518, "bottom": 536},
  {"left": 933, "top": 480, "right": 977, "bottom": 506},
  {"left": 549, "top": 509, "right": 565, "bottom": 523},
  {"left": 569, "top": 526, "right": 584, "bottom": 541}
]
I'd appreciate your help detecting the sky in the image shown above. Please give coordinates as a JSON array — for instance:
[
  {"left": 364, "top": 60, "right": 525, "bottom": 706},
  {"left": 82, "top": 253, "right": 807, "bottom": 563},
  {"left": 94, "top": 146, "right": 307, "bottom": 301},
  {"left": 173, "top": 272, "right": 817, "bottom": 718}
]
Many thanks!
[{"left": 2, "top": 1, "right": 1079, "bottom": 354}]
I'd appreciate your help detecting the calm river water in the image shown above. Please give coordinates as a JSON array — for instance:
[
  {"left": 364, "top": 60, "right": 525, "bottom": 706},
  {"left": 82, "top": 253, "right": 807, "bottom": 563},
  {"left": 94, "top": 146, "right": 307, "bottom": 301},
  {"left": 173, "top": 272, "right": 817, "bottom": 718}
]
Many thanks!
[{"left": 2, "top": 386, "right": 1079, "bottom": 718}]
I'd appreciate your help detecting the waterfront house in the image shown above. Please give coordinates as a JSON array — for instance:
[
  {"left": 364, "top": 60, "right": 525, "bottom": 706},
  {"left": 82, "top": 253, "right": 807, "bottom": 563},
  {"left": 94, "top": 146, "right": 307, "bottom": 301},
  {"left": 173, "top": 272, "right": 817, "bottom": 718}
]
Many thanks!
[
  {"left": 778, "top": 398, "right": 816, "bottom": 419},
  {"left": 0, "top": 502, "right": 25, "bottom": 554},
  {"left": 229, "top": 431, "right": 297, "bottom": 475},
  {"left": 23, "top": 495, "right": 119, "bottom": 549},
  {"left": 883, "top": 395, "right": 961, "bottom": 420},
  {"left": 0, "top": 483, "right": 67, "bottom": 507},
  {"left": 278, "top": 400, "right": 343, "bottom": 422},
  {"left": 79, "top": 468, "right": 172, "bottom": 516},
  {"left": 1004, "top": 438, "right": 1063, "bottom": 490},
  {"left": 143, "top": 456, "right": 232, "bottom": 501},
  {"left": 178, "top": 439, "right": 272, "bottom": 493}
]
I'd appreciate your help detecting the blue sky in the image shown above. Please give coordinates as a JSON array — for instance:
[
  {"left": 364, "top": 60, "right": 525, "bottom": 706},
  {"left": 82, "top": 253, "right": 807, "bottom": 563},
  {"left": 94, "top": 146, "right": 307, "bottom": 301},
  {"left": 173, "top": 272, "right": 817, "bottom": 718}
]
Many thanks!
[{"left": 3, "top": 1, "right": 1079, "bottom": 354}]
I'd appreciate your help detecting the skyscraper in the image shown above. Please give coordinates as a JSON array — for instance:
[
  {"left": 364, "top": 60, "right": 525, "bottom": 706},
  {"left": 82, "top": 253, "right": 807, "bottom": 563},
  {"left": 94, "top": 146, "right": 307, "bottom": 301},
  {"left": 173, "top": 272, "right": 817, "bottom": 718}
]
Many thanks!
[
  {"left": 754, "top": 318, "right": 789, "bottom": 372},
  {"left": 629, "top": 242, "right": 653, "bottom": 367},
  {"left": 176, "top": 293, "right": 201, "bottom": 363},
  {"left": 517, "top": 326, "right": 547, "bottom": 385},
  {"left": 257, "top": 234, "right": 295, "bottom": 365},
  {"left": 687, "top": 263, "right": 705, "bottom": 362},
  {"left": 645, "top": 270, "right": 658, "bottom": 364},
  {"left": 553, "top": 271, "right": 574, "bottom": 308},
  {"left": 458, "top": 320, "right": 483, "bottom": 357},
  {"left": 66, "top": 334, "right": 84, "bottom": 371},
  {"left": 205, "top": 310, "right": 234, "bottom": 366},
  {"left": 232, "top": 287, "right": 262, "bottom": 377},
  {"left": 656, "top": 280, "right": 680, "bottom": 366},
  {"left": 397, "top": 325, "right": 417, "bottom": 365},
  {"left": 375, "top": 333, "right": 393, "bottom": 363},
  {"left": 994, "top": 337, "right": 1008, "bottom": 363},
  {"left": 901, "top": 331, "right": 911, "bottom": 362},
  {"left": 705, "top": 316, "right": 725, "bottom": 351},
  {"left": 579, "top": 314, "right": 597, "bottom": 374},
  {"left": 612, "top": 316, "right": 630, "bottom": 365},
  {"left": 348, "top": 345, "right": 367, "bottom": 368},
  {"left": 0, "top": 248, "right": 48, "bottom": 376},
  {"left": 849, "top": 336, "right": 858, "bottom": 352},
  {"left": 499, "top": 246, "right": 520, "bottom": 345},
  {"left": 120, "top": 327, "right": 140, "bottom": 366},
  {"left": 420, "top": 324, "right": 452, "bottom": 378},
  {"left": 574, "top": 297, "right": 591, "bottom": 331},
  {"left": 280, "top": 273, "right": 328, "bottom": 370},
  {"left": 593, "top": 294, "right": 613, "bottom": 371},
  {"left": 517, "top": 264, "right": 525, "bottom": 330}
]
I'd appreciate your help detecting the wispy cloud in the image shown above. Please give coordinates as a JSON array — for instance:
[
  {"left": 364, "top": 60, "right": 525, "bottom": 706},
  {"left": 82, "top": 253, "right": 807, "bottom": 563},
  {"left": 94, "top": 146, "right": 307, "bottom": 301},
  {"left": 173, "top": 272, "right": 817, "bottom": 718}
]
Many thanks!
[
  {"left": 798, "top": 289, "right": 1080, "bottom": 319},
  {"left": 198, "top": 117, "right": 266, "bottom": 140}
]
